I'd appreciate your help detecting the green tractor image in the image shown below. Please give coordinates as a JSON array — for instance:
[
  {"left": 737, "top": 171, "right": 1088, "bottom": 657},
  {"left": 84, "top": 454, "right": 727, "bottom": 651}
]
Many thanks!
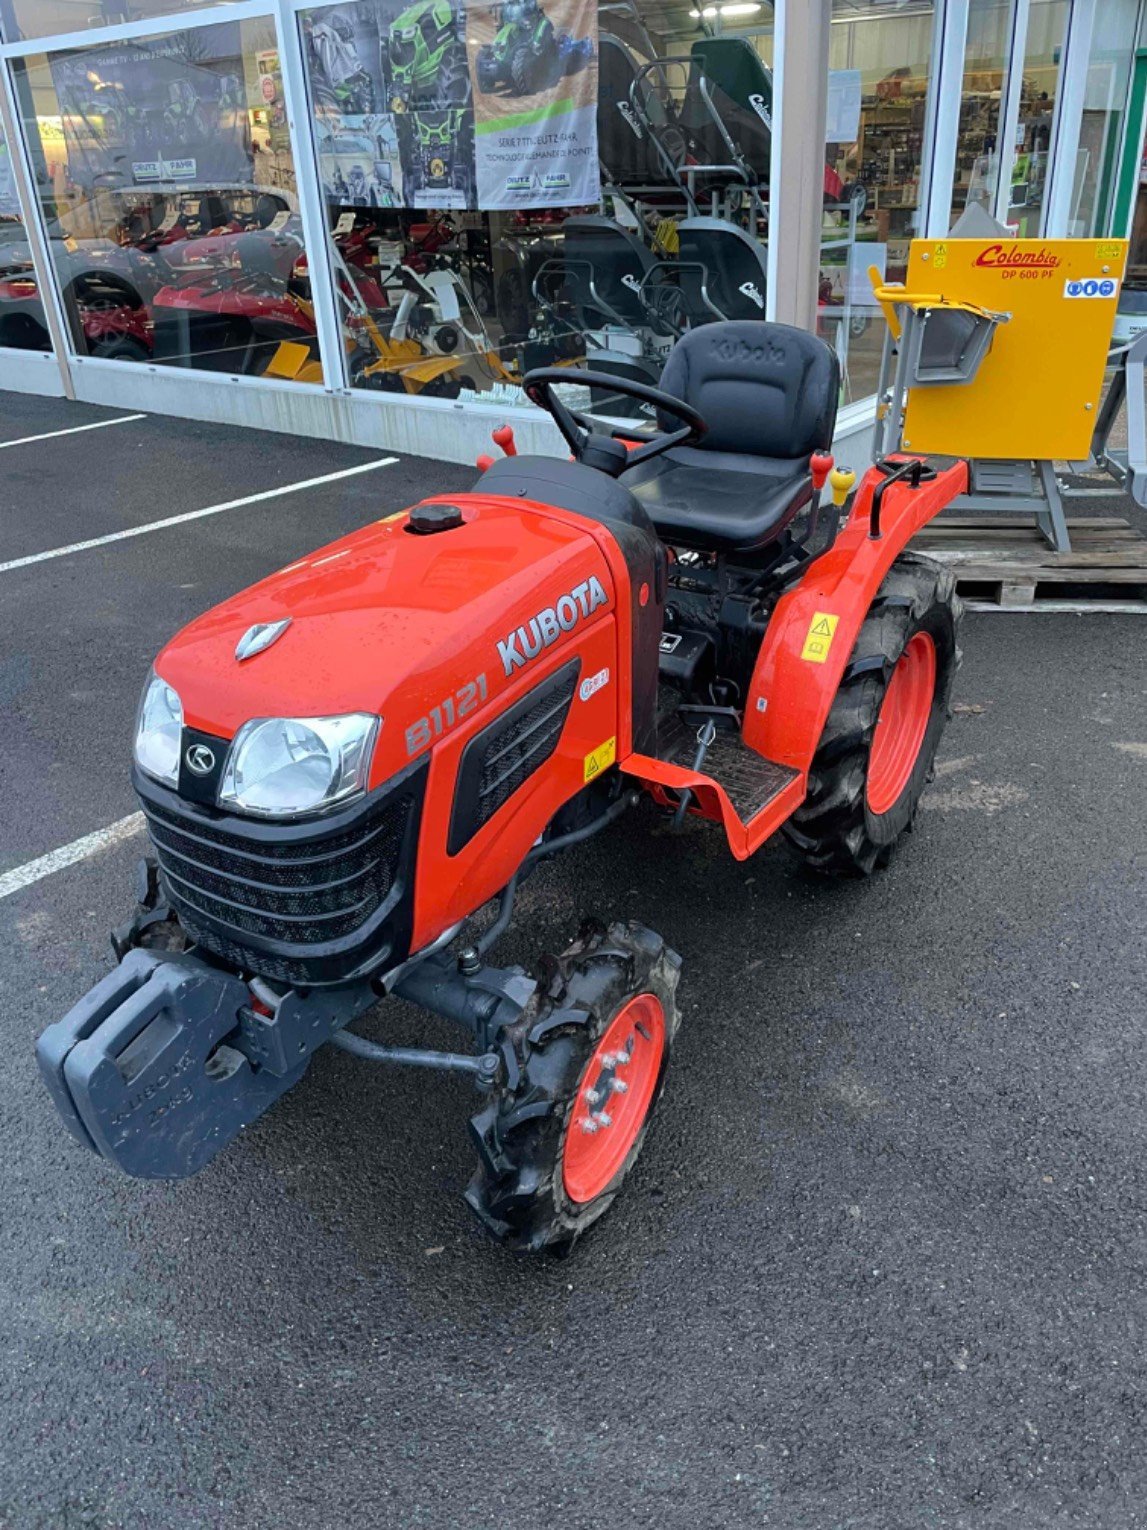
[
  {"left": 476, "top": 0, "right": 592, "bottom": 97},
  {"left": 384, "top": 0, "right": 471, "bottom": 113},
  {"left": 399, "top": 109, "right": 475, "bottom": 204}
]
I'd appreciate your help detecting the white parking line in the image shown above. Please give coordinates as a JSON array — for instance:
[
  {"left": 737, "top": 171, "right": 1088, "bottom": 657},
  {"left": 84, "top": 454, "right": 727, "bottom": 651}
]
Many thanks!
[
  {"left": 0, "top": 413, "right": 145, "bottom": 450},
  {"left": 0, "top": 813, "right": 145, "bottom": 901},
  {"left": 0, "top": 457, "right": 399, "bottom": 576}
]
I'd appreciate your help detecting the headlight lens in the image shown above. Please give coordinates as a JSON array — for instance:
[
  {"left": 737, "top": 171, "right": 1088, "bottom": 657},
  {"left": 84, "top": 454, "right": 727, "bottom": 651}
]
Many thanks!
[
  {"left": 134, "top": 673, "right": 183, "bottom": 785},
  {"left": 218, "top": 713, "right": 379, "bottom": 819}
]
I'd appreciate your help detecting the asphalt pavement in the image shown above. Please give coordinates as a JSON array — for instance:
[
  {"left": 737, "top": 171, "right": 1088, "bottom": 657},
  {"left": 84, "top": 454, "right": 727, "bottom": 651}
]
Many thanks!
[{"left": 1, "top": 395, "right": 1146, "bottom": 1529}]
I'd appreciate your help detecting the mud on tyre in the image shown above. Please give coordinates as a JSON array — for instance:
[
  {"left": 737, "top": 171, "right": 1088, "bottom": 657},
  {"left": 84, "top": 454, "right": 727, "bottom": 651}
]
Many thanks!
[
  {"left": 466, "top": 921, "right": 681, "bottom": 1253},
  {"left": 783, "top": 550, "right": 962, "bottom": 875}
]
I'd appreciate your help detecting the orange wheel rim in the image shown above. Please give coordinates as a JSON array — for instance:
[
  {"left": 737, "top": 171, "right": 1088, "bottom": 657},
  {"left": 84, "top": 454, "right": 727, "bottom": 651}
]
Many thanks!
[
  {"left": 561, "top": 993, "right": 666, "bottom": 1206},
  {"left": 866, "top": 631, "right": 937, "bottom": 816}
]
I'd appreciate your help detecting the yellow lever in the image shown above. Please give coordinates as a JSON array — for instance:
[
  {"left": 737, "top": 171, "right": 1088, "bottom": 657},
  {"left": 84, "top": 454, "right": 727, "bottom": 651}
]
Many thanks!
[{"left": 830, "top": 467, "right": 856, "bottom": 508}]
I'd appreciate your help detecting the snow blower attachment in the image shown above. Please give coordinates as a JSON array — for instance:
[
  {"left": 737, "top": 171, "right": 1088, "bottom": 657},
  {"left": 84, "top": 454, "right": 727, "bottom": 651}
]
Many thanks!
[{"left": 40, "top": 264, "right": 1130, "bottom": 1252}]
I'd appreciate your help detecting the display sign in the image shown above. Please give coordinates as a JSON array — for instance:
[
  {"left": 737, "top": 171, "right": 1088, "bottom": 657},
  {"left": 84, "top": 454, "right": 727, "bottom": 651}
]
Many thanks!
[
  {"left": 470, "top": 0, "right": 599, "bottom": 209},
  {"left": 303, "top": 0, "right": 598, "bottom": 212},
  {"left": 49, "top": 26, "right": 254, "bottom": 190}
]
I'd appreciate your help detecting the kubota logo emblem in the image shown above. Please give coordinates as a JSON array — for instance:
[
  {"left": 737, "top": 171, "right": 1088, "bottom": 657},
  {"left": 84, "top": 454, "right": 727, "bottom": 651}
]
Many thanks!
[
  {"left": 497, "top": 577, "right": 608, "bottom": 677},
  {"left": 185, "top": 744, "right": 215, "bottom": 776}
]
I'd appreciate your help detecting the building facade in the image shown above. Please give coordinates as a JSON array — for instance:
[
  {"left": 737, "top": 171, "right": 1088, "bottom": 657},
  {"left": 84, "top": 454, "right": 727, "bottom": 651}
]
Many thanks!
[{"left": 0, "top": 0, "right": 1144, "bottom": 465}]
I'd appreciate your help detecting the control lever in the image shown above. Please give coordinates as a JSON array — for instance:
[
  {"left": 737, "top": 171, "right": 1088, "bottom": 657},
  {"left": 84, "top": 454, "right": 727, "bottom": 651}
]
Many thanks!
[{"left": 673, "top": 718, "right": 718, "bottom": 830}]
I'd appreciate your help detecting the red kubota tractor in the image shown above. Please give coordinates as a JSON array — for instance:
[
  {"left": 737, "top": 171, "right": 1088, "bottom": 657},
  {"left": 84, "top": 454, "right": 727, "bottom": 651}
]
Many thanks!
[{"left": 38, "top": 320, "right": 967, "bottom": 1253}]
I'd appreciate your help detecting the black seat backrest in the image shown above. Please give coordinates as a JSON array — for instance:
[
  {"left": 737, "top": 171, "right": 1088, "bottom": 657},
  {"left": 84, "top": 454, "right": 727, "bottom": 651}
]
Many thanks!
[
  {"left": 680, "top": 37, "right": 772, "bottom": 185},
  {"left": 676, "top": 217, "right": 768, "bottom": 323},
  {"left": 597, "top": 34, "right": 668, "bottom": 187},
  {"left": 559, "top": 215, "right": 655, "bottom": 328},
  {"left": 657, "top": 321, "right": 839, "bottom": 461}
]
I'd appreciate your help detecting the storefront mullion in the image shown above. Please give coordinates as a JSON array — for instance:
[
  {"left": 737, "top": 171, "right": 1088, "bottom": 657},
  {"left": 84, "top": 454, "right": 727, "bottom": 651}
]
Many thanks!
[
  {"left": 0, "top": 62, "right": 71, "bottom": 393},
  {"left": 277, "top": 0, "right": 351, "bottom": 392}
]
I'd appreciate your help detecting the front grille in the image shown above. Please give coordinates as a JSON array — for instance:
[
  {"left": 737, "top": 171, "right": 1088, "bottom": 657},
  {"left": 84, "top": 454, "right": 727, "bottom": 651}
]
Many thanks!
[
  {"left": 141, "top": 788, "right": 412, "bottom": 979},
  {"left": 448, "top": 659, "right": 580, "bottom": 854}
]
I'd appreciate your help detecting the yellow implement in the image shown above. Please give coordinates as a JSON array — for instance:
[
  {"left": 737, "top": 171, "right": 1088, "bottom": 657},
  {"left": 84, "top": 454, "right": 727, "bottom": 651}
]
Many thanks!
[
  {"left": 874, "top": 238, "right": 1127, "bottom": 463},
  {"left": 871, "top": 237, "right": 1129, "bottom": 550}
]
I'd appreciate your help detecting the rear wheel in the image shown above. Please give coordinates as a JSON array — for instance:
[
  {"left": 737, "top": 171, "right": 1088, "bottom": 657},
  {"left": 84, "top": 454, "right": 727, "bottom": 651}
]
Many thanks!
[
  {"left": 783, "top": 552, "right": 961, "bottom": 875},
  {"left": 466, "top": 922, "right": 681, "bottom": 1253}
]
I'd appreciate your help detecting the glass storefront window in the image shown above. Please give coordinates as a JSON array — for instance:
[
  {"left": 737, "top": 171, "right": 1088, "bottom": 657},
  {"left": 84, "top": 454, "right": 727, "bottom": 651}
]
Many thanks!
[
  {"left": 1074, "top": 0, "right": 1141, "bottom": 236},
  {"left": 0, "top": 117, "right": 51, "bottom": 351},
  {"left": 298, "top": 0, "right": 776, "bottom": 416},
  {"left": 1000, "top": 0, "right": 1067, "bottom": 234},
  {"left": 818, "top": 0, "right": 937, "bottom": 407},
  {"left": 949, "top": 0, "right": 1011, "bottom": 227},
  {"left": 11, "top": 16, "right": 320, "bottom": 380},
  {"left": 1, "top": 2, "right": 237, "bottom": 47}
]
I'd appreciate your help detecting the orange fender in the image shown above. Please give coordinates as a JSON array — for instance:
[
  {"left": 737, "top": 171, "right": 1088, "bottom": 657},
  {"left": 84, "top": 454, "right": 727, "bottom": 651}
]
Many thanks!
[{"left": 742, "top": 457, "right": 968, "bottom": 772}]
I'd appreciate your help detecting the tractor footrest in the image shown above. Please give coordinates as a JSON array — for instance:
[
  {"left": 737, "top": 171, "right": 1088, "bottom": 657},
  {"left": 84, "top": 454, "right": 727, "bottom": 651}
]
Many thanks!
[
  {"left": 657, "top": 714, "right": 799, "bottom": 822},
  {"left": 36, "top": 952, "right": 309, "bottom": 1180}
]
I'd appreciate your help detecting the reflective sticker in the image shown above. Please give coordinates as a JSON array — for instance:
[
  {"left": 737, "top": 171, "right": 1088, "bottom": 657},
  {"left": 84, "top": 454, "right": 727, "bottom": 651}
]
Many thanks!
[
  {"left": 584, "top": 737, "right": 617, "bottom": 782},
  {"left": 801, "top": 611, "right": 840, "bottom": 664}
]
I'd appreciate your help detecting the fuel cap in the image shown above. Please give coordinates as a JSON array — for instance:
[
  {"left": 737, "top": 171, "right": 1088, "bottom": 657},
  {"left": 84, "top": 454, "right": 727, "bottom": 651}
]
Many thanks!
[{"left": 407, "top": 501, "right": 465, "bottom": 534}]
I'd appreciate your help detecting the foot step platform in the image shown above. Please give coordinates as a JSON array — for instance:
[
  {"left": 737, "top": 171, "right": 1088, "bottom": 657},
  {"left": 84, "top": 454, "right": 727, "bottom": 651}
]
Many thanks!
[
  {"left": 656, "top": 712, "right": 800, "bottom": 822},
  {"left": 913, "top": 515, "right": 1147, "bottom": 613}
]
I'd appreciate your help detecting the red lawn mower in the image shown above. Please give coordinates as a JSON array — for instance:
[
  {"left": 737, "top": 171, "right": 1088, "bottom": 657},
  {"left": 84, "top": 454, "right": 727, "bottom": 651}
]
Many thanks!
[{"left": 38, "top": 320, "right": 967, "bottom": 1254}]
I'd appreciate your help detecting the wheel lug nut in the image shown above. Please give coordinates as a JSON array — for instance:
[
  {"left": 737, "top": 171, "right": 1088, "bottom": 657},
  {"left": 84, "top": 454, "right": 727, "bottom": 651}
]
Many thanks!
[
  {"left": 593, "top": 1111, "right": 613, "bottom": 1128},
  {"left": 579, "top": 1118, "right": 600, "bottom": 1134},
  {"left": 584, "top": 1087, "right": 602, "bottom": 1106},
  {"left": 611, "top": 1079, "right": 628, "bottom": 1094}
]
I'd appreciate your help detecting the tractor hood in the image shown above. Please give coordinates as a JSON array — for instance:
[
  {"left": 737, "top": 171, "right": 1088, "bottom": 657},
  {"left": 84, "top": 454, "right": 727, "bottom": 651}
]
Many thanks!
[{"left": 155, "top": 494, "right": 617, "bottom": 788}]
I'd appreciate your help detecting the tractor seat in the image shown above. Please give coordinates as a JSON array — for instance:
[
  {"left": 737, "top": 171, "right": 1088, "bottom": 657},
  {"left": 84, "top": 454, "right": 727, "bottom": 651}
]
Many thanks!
[{"left": 621, "top": 321, "right": 840, "bottom": 557}]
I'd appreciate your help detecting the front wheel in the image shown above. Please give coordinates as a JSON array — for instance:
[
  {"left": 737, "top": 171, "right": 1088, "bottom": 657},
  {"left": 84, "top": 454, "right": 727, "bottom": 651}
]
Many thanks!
[
  {"left": 466, "top": 922, "right": 681, "bottom": 1254},
  {"left": 783, "top": 551, "right": 962, "bottom": 875}
]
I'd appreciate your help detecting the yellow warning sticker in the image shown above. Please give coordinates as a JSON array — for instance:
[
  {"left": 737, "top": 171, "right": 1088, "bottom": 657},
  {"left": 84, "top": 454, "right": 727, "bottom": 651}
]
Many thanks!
[
  {"left": 801, "top": 611, "right": 840, "bottom": 664},
  {"left": 933, "top": 242, "right": 948, "bottom": 271},
  {"left": 1097, "top": 240, "right": 1123, "bottom": 261},
  {"left": 584, "top": 737, "right": 617, "bottom": 782}
]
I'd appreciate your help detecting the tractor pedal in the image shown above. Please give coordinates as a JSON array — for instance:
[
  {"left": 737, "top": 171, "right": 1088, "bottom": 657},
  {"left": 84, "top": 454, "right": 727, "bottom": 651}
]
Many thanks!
[{"left": 37, "top": 955, "right": 309, "bottom": 1180}]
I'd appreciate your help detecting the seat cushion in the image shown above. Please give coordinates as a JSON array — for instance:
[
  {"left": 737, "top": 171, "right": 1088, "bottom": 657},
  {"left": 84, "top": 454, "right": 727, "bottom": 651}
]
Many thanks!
[{"left": 621, "top": 443, "right": 812, "bottom": 556}]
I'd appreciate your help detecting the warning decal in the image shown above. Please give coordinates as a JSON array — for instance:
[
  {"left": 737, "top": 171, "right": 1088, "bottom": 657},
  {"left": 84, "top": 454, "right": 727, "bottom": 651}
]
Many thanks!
[
  {"left": 801, "top": 612, "right": 840, "bottom": 664},
  {"left": 584, "top": 737, "right": 617, "bottom": 782}
]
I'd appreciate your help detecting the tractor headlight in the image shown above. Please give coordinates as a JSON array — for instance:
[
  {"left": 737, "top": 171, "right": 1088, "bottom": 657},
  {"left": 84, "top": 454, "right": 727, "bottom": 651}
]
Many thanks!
[
  {"left": 134, "top": 672, "right": 183, "bottom": 786},
  {"left": 218, "top": 713, "right": 379, "bottom": 819}
]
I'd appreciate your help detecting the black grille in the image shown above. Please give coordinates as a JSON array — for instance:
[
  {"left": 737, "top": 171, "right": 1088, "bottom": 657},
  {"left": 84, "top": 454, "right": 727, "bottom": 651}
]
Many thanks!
[
  {"left": 448, "top": 660, "right": 579, "bottom": 854},
  {"left": 141, "top": 788, "right": 412, "bottom": 980}
]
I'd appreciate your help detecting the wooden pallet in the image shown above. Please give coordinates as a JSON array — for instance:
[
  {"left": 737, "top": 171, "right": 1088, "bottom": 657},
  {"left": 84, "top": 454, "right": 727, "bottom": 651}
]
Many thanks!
[{"left": 911, "top": 515, "right": 1147, "bottom": 612}]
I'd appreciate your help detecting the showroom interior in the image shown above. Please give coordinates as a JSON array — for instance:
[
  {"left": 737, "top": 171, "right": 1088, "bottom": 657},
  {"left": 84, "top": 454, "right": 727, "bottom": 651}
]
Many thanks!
[{"left": 0, "top": 0, "right": 1144, "bottom": 466}]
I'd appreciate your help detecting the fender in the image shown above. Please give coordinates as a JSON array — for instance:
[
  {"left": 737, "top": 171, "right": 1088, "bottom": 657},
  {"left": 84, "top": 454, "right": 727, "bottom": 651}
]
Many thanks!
[
  {"left": 742, "top": 457, "right": 969, "bottom": 771},
  {"left": 619, "top": 458, "right": 967, "bottom": 861}
]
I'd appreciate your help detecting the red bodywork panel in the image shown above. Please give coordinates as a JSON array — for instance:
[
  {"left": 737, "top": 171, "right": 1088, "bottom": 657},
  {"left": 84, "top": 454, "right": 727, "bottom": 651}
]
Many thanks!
[
  {"left": 155, "top": 494, "right": 629, "bottom": 950},
  {"left": 620, "top": 457, "right": 969, "bottom": 859},
  {"left": 742, "top": 458, "right": 968, "bottom": 770}
]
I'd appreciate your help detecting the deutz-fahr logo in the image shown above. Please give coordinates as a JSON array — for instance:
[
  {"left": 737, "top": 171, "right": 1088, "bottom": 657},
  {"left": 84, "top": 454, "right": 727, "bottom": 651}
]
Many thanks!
[
  {"left": 498, "top": 577, "right": 608, "bottom": 676},
  {"left": 974, "top": 243, "right": 1061, "bottom": 270}
]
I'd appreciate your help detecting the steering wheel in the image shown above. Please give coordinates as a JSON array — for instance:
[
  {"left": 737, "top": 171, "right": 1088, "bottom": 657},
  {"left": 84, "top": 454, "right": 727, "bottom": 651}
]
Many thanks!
[{"left": 523, "top": 368, "right": 707, "bottom": 473}]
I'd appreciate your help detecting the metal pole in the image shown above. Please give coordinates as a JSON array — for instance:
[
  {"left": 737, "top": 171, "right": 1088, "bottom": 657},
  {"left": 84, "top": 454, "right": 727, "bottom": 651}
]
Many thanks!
[
  {"left": 0, "top": 61, "right": 75, "bottom": 399},
  {"left": 994, "top": 0, "right": 1031, "bottom": 227},
  {"left": 1043, "top": 0, "right": 1098, "bottom": 236},
  {"left": 274, "top": 0, "right": 350, "bottom": 392},
  {"left": 922, "top": 0, "right": 971, "bottom": 238},
  {"left": 769, "top": 0, "right": 831, "bottom": 331}
]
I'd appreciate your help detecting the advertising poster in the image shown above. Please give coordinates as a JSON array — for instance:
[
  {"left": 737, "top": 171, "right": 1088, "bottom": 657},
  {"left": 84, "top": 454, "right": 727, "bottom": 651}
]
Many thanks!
[
  {"left": 469, "top": 0, "right": 599, "bottom": 209},
  {"left": 50, "top": 28, "right": 253, "bottom": 190},
  {"left": 304, "top": 0, "right": 477, "bottom": 211},
  {"left": 303, "top": 0, "right": 597, "bottom": 210},
  {"left": 255, "top": 49, "right": 291, "bottom": 153},
  {"left": 316, "top": 113, "right": 403, "bottom": 207}
]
